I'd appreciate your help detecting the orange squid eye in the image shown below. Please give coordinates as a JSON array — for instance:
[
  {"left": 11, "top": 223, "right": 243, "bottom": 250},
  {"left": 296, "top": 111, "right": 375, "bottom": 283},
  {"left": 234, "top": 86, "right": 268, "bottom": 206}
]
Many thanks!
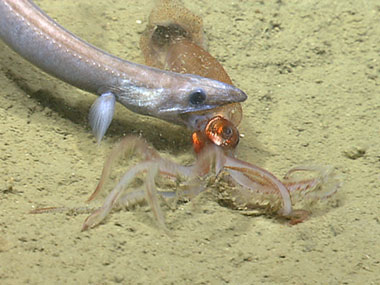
[{"left": 205, "top": 116, "right": 239, "bottom": 149}]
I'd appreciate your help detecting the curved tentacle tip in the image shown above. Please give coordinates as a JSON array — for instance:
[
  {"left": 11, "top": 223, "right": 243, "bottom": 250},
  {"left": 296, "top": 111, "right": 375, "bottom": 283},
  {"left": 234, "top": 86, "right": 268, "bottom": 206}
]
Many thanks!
[{"left": 89, "top": 92, "right": 116, "bottom": 143}]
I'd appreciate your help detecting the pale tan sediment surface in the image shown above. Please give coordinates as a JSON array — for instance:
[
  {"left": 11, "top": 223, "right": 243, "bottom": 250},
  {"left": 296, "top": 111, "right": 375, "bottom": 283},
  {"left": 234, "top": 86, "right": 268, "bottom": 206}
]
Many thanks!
[{"left": 0, "top": 0, "right": 379, "bottom": 284}]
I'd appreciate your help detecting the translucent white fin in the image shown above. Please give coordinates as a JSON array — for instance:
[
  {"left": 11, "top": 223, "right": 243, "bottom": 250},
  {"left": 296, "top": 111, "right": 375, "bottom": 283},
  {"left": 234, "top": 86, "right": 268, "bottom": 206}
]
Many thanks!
[{"left": 89, "top": 92, "right": 116, "bottom": 143}]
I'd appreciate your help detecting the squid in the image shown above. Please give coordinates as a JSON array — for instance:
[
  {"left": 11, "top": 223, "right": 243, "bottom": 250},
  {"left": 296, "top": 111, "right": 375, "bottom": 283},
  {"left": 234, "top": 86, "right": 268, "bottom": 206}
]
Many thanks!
[
  {"left": 32, "top": 0, "right": 340, "bottom": 230},
  {"left": 81, "top": 0, "right": 340, "bottom": 230}
]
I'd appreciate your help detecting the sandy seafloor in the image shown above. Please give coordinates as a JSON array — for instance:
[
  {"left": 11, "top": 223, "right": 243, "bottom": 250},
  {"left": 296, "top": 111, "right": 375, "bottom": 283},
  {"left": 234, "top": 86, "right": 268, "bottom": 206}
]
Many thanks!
[{"left": 1, "top": 0, "right": 379, "bottom": 284}]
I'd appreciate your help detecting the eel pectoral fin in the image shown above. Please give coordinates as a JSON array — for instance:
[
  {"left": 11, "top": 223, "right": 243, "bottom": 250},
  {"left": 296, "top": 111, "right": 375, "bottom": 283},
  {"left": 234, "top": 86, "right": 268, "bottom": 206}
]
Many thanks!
[{"left": 89, "top": 92, "right": 116, "bottom": 143}]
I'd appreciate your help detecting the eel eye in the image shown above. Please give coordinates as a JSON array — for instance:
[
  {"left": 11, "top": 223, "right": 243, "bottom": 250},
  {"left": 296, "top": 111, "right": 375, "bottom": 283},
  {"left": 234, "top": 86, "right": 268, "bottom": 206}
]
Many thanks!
[{"left": 189, "top": 89, "right": 206, "bottom": 105}]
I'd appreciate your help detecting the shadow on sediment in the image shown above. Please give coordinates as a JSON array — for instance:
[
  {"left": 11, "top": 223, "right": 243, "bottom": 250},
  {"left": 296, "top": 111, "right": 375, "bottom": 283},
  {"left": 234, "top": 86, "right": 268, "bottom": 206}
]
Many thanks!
[{"left": 2, "top": 66, "right": 191, "bottom": 153}]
